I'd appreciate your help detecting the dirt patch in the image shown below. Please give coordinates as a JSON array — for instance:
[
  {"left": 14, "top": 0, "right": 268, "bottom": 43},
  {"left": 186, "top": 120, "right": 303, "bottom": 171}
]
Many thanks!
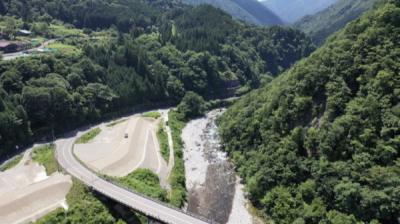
[
  {"left": 74, "top": 116, "right": 168, "bottom": 185},
  {"left": 0, "top": 155, "right": 72, "bottom": 224}
]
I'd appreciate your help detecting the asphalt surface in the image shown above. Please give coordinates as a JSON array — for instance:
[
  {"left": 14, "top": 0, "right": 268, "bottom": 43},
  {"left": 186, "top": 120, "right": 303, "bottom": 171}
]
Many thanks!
[{"left": 55, "top": 134, "right": 212, "bottom": 224}]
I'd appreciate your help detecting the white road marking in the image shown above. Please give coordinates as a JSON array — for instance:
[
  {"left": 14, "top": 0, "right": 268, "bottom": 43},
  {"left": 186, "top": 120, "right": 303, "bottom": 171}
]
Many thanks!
[
  {"left": 60, "top": 140, "right": 205, "bottom": 223},
  {"left": 151, "top": 130, "right": 163, "bottom": 174},
  {"left": 132, "top": 129, "right": 149, "bottom": 172},
  {"left": 55, "top": 115, "right": 211, "bottom": 224}
]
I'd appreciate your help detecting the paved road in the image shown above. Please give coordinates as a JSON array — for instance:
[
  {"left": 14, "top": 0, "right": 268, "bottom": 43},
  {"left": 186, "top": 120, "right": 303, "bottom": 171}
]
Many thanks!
[
  {"left": 2, "top": 39, "right": 57, "bottom": 61},
  {"left": 55, "top": 134, "right": 212, "bottom": 224}
]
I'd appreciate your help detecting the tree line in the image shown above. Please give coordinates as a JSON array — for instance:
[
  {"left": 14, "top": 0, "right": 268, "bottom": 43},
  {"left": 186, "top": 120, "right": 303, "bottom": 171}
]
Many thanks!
[
  {"left": 0, "top": 1, "right": 314, "bottom": 156},
  {"left": 219, "top": 1, "right": 400, "bottom": 223}
]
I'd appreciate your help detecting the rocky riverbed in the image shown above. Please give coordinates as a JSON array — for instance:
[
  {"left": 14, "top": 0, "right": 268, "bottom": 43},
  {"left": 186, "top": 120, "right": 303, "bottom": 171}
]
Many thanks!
[{"left": 182, "top": 109, "right": 260, "bottom": 224}]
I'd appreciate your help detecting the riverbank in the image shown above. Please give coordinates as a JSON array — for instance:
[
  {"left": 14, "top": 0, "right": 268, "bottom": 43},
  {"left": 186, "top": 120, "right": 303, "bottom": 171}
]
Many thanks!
[
  {"left": 182, "top": 109, "right": 260, "bottom": 224},
  {"left": 166, "top": 110, "right": 187, "bottom": 207}
]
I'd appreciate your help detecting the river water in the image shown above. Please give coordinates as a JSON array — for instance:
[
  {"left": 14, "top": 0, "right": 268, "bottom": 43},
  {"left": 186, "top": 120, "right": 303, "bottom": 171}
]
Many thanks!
[{"left": 181, "top": 109, "right": 260, "bottom": 224}]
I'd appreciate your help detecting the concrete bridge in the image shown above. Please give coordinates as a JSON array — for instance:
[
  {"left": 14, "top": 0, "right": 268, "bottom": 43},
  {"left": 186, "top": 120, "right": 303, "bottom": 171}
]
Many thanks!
[{"left": 56, "top": 137, "right": 214, "bottom": 224}]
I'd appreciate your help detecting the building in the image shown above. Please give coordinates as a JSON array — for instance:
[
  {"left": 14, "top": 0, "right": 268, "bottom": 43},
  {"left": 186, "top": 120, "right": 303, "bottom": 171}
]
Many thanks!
[
  {"left": 0, "top": 41, "right": 26, "bottom": 53},
  {"left": 17, "top": 29, "right": 32, "bottom": 36}
]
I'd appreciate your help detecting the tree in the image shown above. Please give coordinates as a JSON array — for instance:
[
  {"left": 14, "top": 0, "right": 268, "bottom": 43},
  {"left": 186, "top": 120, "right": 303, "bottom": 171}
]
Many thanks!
[
  {"left": 261, "top": 186, "right": 301, "bottom": 224},
  {"left": 166, "top": 76, "right": 185, "bottom": 101},
  {"left": 32, "top": 22, "right": 49, "bottom": 36},
  {"left": 320, "top": 210, "right": 360, "bottom": 224},
  {"left": 0, "top": 69, "right": 23, "bottom": 93},
  {"left": 302, "top": 198, "right": 327, "bottom": 223},
  {"left": 3, "top": 17, "right": 18, "bottom": 39},
  {"left": 176, "top": 91, "right": 206, "bottom": 120}
]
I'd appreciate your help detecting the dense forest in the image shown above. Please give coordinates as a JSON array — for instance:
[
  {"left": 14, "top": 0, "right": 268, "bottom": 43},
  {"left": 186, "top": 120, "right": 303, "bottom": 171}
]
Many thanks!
[
  {"left": 219, "top": 0, "right": 400, "bottom": 223},
  {"left": 0, "top": 0, "right": 314, "bottom": 156},
  {"left": 0, "top": 0, "right": 182, "bottom": 33},
  {"left": 295, "top": 0, "right": 380, "bottom": 45}
]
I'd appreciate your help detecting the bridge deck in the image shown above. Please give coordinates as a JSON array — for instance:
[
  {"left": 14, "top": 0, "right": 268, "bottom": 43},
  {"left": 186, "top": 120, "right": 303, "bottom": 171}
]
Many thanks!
[{"left": 56, "top": 137, "right": 212, "bottom": 224}]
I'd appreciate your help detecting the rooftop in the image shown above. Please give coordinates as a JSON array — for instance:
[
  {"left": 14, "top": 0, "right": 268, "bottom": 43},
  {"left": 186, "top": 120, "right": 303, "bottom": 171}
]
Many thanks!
[
  {"left": 19, "top": 29, "right": 32, "bottom": 34},
  {"left": 0, "top": 40, "right": 25, "bottom": 48}
]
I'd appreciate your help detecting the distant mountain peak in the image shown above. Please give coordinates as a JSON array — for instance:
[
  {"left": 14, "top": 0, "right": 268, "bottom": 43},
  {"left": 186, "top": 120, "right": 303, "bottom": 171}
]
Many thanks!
[
  {"left": 261, "top": 0, "right": 337, "bottom": 23},
  {"left": 180, "top": 0, "right": 283, "bottom": 25},
  {"left": 295, "top": 0, "right": 379, "bottom": 45}
]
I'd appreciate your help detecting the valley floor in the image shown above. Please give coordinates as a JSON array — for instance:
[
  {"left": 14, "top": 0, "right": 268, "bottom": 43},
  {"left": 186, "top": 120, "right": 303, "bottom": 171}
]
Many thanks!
[{"left": 182, "top": 109, "right": 263, "bottom": 224}]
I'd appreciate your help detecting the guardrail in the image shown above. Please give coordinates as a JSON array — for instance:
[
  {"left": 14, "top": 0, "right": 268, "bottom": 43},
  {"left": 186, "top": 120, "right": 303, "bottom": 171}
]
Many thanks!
[
  {"left": 101, "top": 176, "right": 218, "bottom": 224},
  {"left": 58, "top": 140, "right": 217, "bottom": 224}
]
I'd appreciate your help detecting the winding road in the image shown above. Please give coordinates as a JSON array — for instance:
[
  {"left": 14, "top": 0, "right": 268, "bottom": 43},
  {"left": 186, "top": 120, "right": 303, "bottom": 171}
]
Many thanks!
[{"left": 55, "top": 126, "right": 212, "bottom": 224}]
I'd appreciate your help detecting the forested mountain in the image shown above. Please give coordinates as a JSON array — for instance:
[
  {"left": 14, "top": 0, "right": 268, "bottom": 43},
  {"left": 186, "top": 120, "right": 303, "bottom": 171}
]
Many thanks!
[
  {"left": 219, "top": 0, "right": 400, "bottom": 223},
  {"left": 295, "top": 0, "right": 379, "bottom": 45},
  {"left": 261, "top": 0, "right": 337, "bottom": 23},
  {"left": 0, "top": 0, "right": 184, "bottom": 33},
  {"left": 0, "top": 0, "right": 313, "bottom": 156},
  {"left": 180, "top": 0, "right": 283, "bottom": 25}
]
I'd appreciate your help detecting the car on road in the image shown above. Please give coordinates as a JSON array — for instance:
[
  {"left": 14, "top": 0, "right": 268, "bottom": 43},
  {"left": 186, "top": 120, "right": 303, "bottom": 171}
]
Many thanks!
[{"left": 124, "top": 133, "right": 128, "bottom": 138}]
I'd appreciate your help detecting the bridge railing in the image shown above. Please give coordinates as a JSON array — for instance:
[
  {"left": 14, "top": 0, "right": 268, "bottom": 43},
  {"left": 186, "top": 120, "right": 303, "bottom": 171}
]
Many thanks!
[
  {"left": 101, "top": 176, "right": 218, "bottom": 224},
  {"left": 57, "top": 141, "right": 218, "bottom": 224}
]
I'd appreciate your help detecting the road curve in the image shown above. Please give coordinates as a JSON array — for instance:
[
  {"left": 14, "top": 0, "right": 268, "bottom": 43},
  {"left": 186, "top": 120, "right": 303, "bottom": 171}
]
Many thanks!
[{"left": 55, "top": 136, "right": 212, "bottom": 224}]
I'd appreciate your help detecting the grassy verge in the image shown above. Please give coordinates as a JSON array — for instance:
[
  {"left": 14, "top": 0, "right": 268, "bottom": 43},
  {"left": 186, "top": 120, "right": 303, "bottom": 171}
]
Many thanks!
[
  {"left": 49, "top": 24, "right": 84, "bottom": 37},
  {"left": 32, "top": 145, "right": 134, "bottom": 224},
  {"left": 110, "top": 169, "right": 167, "bottom": 202},
  {"left": 32, "top": 144, "right": 58, "bottom": 175},
  {"left": 0, "top": 155, "right": 22, "bottom": 171},
  {"left": 76, "top": 128, "right": 101, "bottom": 144},
  {"left": 34, "top": 110, "right": 186, "bottom": 223},
  {"left": 167, "top": 110, "right": 187, "bottom": 207},
  {"left": 157, "top": 122, "right": 170, "bottom": 162},
  {"left": 142, "top": 111, "right": 161, "bottom": 119},
  {"left": 48, "top": 42, "right": 82, "bottom": 56},
  {"left": 36, "top": 178, "right": 128, "bottom": 224},
  {"left": 106, "top": 119, "right": 127, "bottom": 127}
]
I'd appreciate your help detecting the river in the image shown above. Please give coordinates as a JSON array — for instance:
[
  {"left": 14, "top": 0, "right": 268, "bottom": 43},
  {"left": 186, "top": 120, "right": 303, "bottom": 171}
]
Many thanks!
[{"left": 181, "top": 109, "right": 261, "bottom": 224}]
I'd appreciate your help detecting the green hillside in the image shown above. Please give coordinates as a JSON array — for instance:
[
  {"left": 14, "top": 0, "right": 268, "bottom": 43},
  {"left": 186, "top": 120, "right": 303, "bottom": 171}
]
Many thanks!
[
  {"left": 295, "top": 0, "right": 380, "bottom": 45},
  {"left": 219, "top": 0, "right": 400, "bottom": 223},
  {"left": 0, "top": 1, "right": 313, "bottom": 156}
]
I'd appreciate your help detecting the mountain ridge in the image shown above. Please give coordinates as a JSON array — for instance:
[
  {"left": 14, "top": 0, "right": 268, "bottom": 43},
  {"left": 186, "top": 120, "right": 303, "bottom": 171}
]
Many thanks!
[
  {"left": 295, "top": 0, "right": 380, "bottom": 45},
  {"left": 261, "top": 0, "right": 337, "bottom": 23},
  {"left": 180, "top": 0, "right": 283, "bottom": 25},
  {"left": 219, "top": 0, "right": 400, "bottom": 223}
]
